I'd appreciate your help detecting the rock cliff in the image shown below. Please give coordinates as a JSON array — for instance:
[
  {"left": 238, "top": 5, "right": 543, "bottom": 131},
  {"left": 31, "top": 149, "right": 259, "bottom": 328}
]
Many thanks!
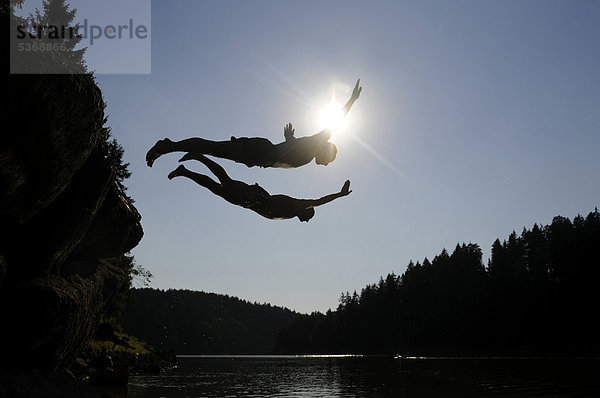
[{"left": 0, "top": 72, "right": 143, "bottom": 372}]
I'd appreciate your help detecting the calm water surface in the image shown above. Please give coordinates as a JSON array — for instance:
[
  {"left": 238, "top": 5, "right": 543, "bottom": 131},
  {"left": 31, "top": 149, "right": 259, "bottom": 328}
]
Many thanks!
[{"left": 124, "top": 356, "right": 599, "bottom": 397}]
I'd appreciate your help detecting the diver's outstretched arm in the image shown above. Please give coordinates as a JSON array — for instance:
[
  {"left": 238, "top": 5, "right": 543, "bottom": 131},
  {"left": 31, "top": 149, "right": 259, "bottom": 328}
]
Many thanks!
[
  {"left": 302, "top": 180, "right": 352, "bottom": 208},
  {"left": 342, "top": 79, "right": 362, "bottom": 116}
]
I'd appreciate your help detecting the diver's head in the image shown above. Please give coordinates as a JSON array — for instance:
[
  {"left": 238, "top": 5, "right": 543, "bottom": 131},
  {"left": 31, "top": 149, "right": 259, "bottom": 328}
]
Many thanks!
[
  {"left": 315, "top": 142, "right": 337, "bottom": 165},
  {"left": 297, "top": 207, "right": 315, "bottom": 222}
]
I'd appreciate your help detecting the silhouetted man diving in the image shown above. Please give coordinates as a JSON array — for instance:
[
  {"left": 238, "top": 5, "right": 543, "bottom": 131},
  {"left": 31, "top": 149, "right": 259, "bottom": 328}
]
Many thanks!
[
  {"left": 146, "top": 79, "right": 362, "bottom": 168},
  {"left": 167, "top": 154, "right": 352, "bottom": 222}
]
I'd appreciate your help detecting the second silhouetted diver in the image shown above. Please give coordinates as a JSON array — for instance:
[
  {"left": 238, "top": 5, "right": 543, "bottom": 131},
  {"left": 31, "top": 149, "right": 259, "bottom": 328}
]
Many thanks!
[
  {"left": 168, "top": 154, "right": 351, "bottom": 222},
  {"left": 146, "top": 79, "right": 362, "bottom": 169}
]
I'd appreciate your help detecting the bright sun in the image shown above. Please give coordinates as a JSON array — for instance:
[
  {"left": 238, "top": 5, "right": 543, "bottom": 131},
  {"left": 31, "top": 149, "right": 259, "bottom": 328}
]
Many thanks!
[{"left": 319, "top": 101, "right": 347, "bottom": 131}]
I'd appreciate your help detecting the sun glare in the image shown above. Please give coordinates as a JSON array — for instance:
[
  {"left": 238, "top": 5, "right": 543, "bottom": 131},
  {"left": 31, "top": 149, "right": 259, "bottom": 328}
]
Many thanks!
[{"left": 319, "top": 101, "right": 347, "bottom": 131}]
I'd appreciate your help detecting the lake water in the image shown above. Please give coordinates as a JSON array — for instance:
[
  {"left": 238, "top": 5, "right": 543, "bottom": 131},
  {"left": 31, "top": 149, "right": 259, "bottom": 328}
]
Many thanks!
[{"left": 124, "top": 355, "right": 599, "bottom": 397}]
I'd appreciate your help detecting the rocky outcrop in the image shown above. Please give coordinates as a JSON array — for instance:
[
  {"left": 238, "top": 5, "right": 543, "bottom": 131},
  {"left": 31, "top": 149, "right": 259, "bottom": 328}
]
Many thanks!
[
  {"left": 0, "top": 74, "right": 106, "bottom": 224},
  {"left": 0, "top": 71, "right": 143, "bottom": 372},
  {"left": 5, "top": 260, "right": 127, "bottom": 371}
]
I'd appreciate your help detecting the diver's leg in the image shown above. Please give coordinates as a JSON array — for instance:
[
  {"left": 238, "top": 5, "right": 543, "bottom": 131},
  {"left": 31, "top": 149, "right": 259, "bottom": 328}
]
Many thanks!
[
  {"left": 146, "top": 137, "right": 230, "bottom": 167},
  {"left": 186, "top": 154, "right": 232, "bottom": 184},
  {"left": 168, "top": 165, "right": 223, "bottom": 197},
  {"left": 180, "top": 137, "right": 275, "bottom": 169},
  {"left": 178, "top": 153, "right": 234, "bottom": 185}
]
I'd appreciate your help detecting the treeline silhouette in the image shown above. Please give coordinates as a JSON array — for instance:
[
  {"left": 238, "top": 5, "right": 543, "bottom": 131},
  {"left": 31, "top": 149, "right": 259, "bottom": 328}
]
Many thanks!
[
  {"left": 122, "top": 210, "right": 599, "bottom": 356},
  {"left": 123, "top": 288, "right": 297, "bottom": 354},
  {"left": 276, "top": 209, "right": 600, "bottom": 356}
]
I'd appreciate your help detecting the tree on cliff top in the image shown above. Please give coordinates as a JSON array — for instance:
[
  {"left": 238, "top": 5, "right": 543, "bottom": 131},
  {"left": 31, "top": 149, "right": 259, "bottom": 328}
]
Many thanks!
[
  {"left": 101, "top": 126, "right": 132, "bottom": 199},
  {"left": 8, "top": 0, "right": 87, "bottom": 73},
  {"left": 28, "top": 0, "right": 87, "bottom": 70}
]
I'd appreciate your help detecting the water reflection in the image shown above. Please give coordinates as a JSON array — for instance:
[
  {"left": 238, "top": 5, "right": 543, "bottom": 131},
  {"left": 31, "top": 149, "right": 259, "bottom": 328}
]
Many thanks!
[{"left": 126, "top": 356, "right": 600, "bottom": 398}]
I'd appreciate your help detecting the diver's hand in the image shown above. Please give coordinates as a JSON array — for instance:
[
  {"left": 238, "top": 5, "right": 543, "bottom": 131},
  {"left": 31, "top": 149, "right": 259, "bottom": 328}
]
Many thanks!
[
  {"left": 284, "top": 122, "right": 295, "bottom": 141},
  {"left": 350, "top": 79, "right": 362, "bottom": 102},
  {"left": 340, "top": 180, "right": 352, "bottom": 196},
  {"left": 342, "top": 80, "right": 362, "bottom": 115}
]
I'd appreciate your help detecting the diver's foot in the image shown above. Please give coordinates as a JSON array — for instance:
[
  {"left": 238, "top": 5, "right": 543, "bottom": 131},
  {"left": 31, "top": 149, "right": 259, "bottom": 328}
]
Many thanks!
[
  {"left": 168, "top": 165, "right": 187, "bottom": 180},
  {"left": 178, "top": 152, "right": 197, "bottom": 162},
  {"left": 146, "top": 138, "right": 173, "bottom": 167}
]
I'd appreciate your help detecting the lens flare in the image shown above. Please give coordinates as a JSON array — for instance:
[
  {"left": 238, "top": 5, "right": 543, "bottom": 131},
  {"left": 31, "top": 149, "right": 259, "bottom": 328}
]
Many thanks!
[{"left": 319, "top": 101, "right": 347, "bottom": 131}]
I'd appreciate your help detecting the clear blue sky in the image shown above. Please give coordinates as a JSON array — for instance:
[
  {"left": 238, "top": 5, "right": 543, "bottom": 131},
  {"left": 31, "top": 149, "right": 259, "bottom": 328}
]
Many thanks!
[{"left": 90, "top": 1, "right": 600, "bottom": 313}]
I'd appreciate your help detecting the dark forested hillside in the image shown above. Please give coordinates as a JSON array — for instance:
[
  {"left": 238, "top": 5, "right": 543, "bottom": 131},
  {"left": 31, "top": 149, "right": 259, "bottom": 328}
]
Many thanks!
[
  {"left": 276, "top": 209, "right": 600, "bottom": 356},
  {"left": 124, "top": 210, "right": 599, "bottom": 357},
  {"left": 123, "top": 288, "right": 298, "bottom": 354}
]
